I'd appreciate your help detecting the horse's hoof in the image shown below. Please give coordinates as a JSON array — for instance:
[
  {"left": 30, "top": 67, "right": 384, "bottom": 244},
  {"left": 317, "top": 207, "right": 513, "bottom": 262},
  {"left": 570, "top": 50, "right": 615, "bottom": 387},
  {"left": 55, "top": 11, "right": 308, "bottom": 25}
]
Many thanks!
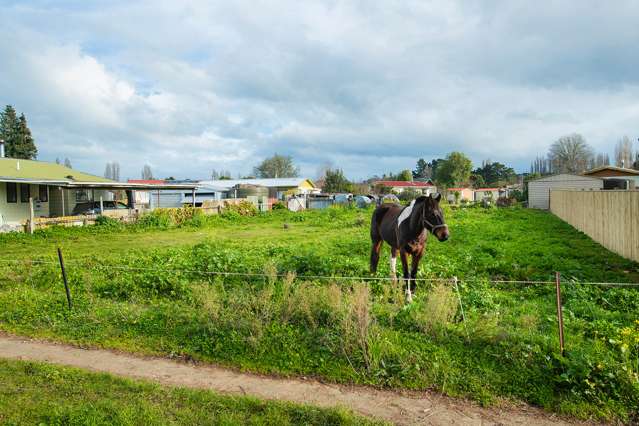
[{"left": 405, "top": 292, "right": 413, "bottom": 303}]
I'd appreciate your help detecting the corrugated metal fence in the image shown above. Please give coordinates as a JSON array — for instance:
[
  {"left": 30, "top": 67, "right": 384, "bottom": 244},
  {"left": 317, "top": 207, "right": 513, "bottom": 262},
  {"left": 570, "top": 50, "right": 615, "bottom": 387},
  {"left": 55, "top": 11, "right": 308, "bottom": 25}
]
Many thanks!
[{"left": 550, "top": 189, "right": 639, "bottom": 262}]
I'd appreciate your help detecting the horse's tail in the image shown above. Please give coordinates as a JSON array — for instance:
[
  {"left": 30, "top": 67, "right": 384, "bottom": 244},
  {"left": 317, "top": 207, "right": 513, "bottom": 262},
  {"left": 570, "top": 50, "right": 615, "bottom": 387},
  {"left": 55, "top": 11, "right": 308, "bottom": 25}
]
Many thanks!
[{"left": 370, "top": 205, "right": 391, "bottom": 273}]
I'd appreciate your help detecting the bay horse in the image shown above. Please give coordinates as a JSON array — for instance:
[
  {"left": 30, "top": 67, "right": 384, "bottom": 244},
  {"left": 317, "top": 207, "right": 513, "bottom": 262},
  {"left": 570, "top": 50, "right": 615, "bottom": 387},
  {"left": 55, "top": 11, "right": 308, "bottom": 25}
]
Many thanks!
[{"left": 370, "top": 194, "right": 449, "bottom": 301}]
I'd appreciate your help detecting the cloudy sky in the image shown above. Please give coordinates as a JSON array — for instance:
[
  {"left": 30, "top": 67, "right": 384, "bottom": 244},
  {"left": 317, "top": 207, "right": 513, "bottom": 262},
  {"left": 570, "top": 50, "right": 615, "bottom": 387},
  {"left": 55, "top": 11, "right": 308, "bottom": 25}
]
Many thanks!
[{"left": 1, "top": 1, "right": 638, "bottom": 180}]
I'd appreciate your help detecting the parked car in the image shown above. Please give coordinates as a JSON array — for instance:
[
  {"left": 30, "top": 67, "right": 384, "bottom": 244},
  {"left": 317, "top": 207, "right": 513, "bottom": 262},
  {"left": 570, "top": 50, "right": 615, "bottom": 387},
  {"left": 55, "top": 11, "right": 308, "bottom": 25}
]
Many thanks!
[{"left": 72, "top": 201, "right": 129, "bottom": 215}]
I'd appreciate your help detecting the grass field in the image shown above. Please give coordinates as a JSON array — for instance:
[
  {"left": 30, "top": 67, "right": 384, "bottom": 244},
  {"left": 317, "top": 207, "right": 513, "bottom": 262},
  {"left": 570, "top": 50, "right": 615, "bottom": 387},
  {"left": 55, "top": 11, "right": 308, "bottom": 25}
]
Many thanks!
[
  {"left": 0, "top": 358, "right": 380, "bottom": 425},
  {"left": 0, "top": 205, "right": 638, "bottom": 422}
]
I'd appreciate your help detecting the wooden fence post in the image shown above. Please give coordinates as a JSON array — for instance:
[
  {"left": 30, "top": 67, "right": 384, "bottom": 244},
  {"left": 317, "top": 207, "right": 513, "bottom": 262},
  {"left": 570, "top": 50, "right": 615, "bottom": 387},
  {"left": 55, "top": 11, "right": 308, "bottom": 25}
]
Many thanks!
[
  {"left": 28, "top": 197, "right": 35, "bottom": 234},
  {"left": 555, "top": 271, "right": 565, "bottom": 356},
  {"left": 57, "top": 248, "right": 72, "bottom": 310}
]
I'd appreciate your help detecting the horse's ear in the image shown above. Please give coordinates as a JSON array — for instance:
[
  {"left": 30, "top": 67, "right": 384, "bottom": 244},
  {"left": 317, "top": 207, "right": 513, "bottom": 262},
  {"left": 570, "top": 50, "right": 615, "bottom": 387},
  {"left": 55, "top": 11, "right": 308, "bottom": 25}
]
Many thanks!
[{"left": 431, "top": 192, "right": 442, "bottom": 203}]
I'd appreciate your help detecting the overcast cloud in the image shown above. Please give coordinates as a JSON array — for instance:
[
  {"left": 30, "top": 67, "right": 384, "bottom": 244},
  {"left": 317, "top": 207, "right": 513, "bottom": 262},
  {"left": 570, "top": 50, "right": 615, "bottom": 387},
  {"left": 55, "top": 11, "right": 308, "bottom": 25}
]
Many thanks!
[{"left": 1, "top": 1, "right": 638, "bottom": 180}]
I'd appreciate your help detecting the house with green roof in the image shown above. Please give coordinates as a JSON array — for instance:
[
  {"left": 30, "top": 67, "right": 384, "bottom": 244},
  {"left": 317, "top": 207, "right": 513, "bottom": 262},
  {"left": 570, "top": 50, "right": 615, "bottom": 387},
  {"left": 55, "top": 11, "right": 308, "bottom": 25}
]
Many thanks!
[{"left": 0, "top": 157, "right": 198, "bottom": 230}]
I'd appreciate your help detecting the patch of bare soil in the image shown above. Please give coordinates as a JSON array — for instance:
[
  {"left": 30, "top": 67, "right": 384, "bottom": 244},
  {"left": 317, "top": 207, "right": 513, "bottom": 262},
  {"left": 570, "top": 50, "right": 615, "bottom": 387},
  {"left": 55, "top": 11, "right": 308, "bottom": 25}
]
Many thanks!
[{"left": 0, "top": 334, "right": 588, "bottom": 425}]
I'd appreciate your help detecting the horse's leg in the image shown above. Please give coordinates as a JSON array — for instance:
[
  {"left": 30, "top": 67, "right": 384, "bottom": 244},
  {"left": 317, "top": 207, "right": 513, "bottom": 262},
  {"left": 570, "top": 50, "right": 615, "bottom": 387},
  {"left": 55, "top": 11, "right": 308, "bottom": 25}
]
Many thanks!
[
  {"left": 400, "top": 249, "right": 412, "bottom": 302},
  {"left": 370, "top": 239, "right": 382, "bottom": 273},
  {"left": 410, "top": 249, "right": 423, "bottom": 294},
  {"left": 389, "top": 247, "right": 398, "bottom": 283}
]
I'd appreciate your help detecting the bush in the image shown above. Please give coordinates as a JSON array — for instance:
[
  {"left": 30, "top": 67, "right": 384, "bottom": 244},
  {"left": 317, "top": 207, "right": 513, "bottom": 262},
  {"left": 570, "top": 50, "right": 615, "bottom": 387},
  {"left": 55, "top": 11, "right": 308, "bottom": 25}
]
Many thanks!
[
  {"left": 222, "top": 201, "right": 258, "bottom": 218},
  {"left": 272, "top": 201, "right": 286, "bottom": 210},
  {"left": 94, "top": 215, "right": 122, "bottom": 229}
]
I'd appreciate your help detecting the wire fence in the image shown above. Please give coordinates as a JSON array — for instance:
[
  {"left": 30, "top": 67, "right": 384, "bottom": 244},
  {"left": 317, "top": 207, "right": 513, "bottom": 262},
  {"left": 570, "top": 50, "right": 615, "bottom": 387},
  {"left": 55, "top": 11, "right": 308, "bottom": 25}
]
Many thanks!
[{"left": 1, "top": 256, "right": 638, "bottom": 287}]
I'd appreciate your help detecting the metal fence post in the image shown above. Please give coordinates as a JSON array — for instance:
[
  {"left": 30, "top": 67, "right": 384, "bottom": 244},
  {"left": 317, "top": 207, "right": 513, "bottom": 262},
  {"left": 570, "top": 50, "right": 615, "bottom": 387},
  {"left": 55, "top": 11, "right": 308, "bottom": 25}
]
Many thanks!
[
  {"left": 57, "top": 248, "right": 72, "bottom": 310},
  {"left": 555, "top": 271, "right": 565, "bottom": 356}
]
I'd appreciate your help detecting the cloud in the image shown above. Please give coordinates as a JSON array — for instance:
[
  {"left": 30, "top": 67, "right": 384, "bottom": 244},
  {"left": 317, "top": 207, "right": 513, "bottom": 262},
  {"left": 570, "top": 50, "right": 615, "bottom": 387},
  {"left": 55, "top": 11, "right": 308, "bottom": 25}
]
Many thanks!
[{"left": 1, "top": 1, "right": 638, "bottom": 180}]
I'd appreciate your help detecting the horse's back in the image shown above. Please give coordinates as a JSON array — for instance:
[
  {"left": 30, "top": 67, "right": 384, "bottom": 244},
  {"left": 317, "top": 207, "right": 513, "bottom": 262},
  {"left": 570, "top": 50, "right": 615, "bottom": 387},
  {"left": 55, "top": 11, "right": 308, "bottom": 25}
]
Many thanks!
[{"left": 371, "top": 203, "right": 401, "bottom": 240}]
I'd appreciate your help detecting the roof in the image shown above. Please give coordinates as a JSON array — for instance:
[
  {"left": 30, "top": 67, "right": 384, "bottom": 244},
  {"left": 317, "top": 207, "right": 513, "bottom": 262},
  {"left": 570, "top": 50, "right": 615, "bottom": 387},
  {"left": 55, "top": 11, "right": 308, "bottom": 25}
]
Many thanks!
[
  {"left": 530, "top": 173, "right": 602, "bottom": 183},
  {"left": 374, "top": 180, "right": 433, "bottom": 187},
  {"left": 0, "top": 158, "right": 198, "bottom": 190},
  {"left": 475, "top": 188, "right": 501, "bottom": 191},
  {"left": 128, "top": 179, "right": 166, "bottom": 185},
  {"left": 583, "top": 166, "right": 639, "bottom": 176},
  {"left": 199, "top": 178, "right": 316, "bottom": 189},
  {"left": 447, "top": 187, "right": 470, "bottom": 191},
  {"left": 0, "top": 157, "right": 112, "bottom": 183}
]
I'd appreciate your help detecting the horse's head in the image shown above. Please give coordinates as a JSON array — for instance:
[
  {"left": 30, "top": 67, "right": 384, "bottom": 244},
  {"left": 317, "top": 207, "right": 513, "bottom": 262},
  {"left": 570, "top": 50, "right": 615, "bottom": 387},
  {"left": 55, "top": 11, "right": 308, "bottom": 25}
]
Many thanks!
[{"left": 416, "top": 193, "right": 449, "bottom": 242}]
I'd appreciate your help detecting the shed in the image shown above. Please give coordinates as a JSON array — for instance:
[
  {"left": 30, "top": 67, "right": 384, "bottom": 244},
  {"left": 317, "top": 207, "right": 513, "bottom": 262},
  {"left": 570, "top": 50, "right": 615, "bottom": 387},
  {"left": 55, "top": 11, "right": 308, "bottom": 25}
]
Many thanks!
[{"left": 527, "top": 174, "right": 602, "bottom": 209}]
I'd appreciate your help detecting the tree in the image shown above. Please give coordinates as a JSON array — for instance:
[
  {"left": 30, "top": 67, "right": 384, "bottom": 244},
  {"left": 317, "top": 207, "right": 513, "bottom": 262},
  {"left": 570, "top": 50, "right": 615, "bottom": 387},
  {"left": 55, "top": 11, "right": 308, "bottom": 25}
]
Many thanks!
[
  {"left": 469, "top": 173, "right": 485, "bottom": 189},
  {"left": 530, "top": 155, "right": 552, "bottom": 175},
  {"left": 323, "top": 168, "right": 353, "bottom": 193},
  {"left": 413, "top": 158, "right": 430, "bottom": 179},
  {"left": 141, "top": 164, "right": 153, "bottom": 180},
  {"left": 253, "top": 154, "right": 299, "bottom": 178},
  {"left": 614, "top": 136, "right": 635, "bottom": 168},
  {"left": 397, "top": 169, "right": 413, "bottom": 181},
  {"left": 0, "top": 106, "right": 38, "bottom": 159},
  {"left": 104, "top": 162, "right": 121, "bottom": 181},
  {"left": 472, "top": 161, "right": 516, "bottom": 186},
  {"left": 55, "top": 158, "right": 61, "bottom": 165},
  {"left": 64, "top": 158, "right": 72, "bottom": 169},
  {"left": 590, "top": 152, "right": 610, "bottom": 169},
  {"left": 434, "top": 152, "right": 473, "bottom": 187},
  {"left": 548, "top": 134, "right": 593, "bottom": 174}
]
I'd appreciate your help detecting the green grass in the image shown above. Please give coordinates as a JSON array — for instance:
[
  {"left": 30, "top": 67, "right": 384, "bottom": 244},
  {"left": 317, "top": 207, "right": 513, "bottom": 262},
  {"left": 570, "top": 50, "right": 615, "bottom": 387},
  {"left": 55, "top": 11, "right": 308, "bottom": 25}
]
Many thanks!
[
  {"left": 0, "top": 358, "right": 381, "bottom": 425},
  {"left": 0, "top": 205, "right": 638, "bottom": 422}
]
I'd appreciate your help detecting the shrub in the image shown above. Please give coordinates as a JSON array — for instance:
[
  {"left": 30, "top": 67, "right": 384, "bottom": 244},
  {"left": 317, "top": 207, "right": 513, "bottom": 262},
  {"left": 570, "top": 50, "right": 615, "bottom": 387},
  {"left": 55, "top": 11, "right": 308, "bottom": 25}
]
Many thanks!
[
  {"left": 222, "top": 201, "right": 258, "bottom": 217},
  {"left": 94, "top": 215, "right": 122, "bottom": 228},
  {"left": 272, "top": 201, "right": 286, "bottom": 210},
  {"left": 411, "top": 282, "right": 458, "bottom": 337}
]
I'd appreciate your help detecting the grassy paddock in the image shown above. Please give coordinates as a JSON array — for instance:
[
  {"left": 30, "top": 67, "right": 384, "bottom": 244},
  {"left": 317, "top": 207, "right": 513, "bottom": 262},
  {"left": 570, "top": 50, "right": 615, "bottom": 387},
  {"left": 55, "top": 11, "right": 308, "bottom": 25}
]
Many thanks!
[
  {"left": 0, "top": 359, "right": 380, "bottom": 425},
  {"left": 0, "top": 205, "right": 638, "bottom": 421}
]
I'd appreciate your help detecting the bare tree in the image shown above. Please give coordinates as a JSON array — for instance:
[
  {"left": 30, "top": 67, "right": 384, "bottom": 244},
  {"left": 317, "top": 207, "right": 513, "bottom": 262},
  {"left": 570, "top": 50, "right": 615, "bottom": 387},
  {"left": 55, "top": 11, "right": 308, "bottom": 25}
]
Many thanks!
[
  {"left": 104, "top": 161, "right": 121, "bottom": 181},
  {"left": 614, "top": 135, "right": 634, "bottom": 168},
  {"left": 141, "top": 164, "right": 153, "bottom": 180},
  {"left": 548, "top": 134, "right": 593, "bottom": 174}
]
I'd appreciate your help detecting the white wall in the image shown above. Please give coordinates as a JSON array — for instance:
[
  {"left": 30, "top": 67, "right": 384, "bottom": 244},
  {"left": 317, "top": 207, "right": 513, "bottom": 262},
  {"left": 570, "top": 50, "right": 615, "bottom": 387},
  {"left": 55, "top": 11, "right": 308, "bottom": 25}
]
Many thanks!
[{"left": 0, "top": 183, "right": 50, "bottom": 225}]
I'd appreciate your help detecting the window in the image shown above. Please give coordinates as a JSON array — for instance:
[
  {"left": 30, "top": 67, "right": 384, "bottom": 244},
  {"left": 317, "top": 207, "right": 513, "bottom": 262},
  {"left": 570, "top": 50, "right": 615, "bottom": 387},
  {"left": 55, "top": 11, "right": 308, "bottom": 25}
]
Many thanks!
[
  {"left": 75, "top": 189, "right": 89, "bottom": 203},
  {"left": 6, "top": 183, "right": 17, "bottom": 203},
  {"left": 20, "top": 184, "right": 31, "bottom": 203},
  {"left": 39, "top": 185, "right": 48, "bottom": 202}
]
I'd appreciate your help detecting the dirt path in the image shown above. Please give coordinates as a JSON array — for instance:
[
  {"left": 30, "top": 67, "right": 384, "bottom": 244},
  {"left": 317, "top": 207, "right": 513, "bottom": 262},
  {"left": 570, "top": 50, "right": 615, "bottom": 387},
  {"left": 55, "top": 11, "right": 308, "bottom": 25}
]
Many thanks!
[{"left": 0, "top": 334, "right": 582, "bottom": 426}]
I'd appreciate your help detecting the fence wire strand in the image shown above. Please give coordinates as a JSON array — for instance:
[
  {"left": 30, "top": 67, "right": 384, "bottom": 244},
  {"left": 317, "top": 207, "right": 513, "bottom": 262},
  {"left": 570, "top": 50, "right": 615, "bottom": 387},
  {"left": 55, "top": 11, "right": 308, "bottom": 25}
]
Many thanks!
[{"left": 0, "top": 257, "right": 638, "bottom": 287}]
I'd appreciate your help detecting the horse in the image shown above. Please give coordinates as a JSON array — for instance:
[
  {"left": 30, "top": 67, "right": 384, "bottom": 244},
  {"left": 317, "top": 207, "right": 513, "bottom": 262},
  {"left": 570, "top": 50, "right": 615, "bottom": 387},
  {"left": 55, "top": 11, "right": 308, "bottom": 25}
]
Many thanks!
[{"left": 369, "top": 193, "right": 449, "bottom": 301}]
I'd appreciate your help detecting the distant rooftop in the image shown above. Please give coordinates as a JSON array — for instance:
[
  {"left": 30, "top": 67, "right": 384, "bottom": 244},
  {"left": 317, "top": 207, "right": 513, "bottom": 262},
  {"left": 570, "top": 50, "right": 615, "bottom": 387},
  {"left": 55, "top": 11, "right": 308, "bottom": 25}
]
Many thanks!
[
  {"left": 374, "top": 180, "right": 434, "bottom": 187},
  {"left": 199, "top": 177, "right": 316, "bottom": 189},
  {"left": 583, "top": 165, "right": 639, "bottom": 176}
]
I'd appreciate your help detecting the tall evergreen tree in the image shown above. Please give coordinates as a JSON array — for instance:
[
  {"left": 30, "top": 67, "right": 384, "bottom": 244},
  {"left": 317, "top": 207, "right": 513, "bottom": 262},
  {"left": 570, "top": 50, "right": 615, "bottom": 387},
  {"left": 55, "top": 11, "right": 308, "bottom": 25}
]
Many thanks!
[
  {"left": 0, "top": 105, "right": 18, "bottom": 156},
  {"left": 0, "top": 107, "right": 37, "bottom": 159},
  {"left": 12, "top": 114, "right": 37, "bottom": 159}
]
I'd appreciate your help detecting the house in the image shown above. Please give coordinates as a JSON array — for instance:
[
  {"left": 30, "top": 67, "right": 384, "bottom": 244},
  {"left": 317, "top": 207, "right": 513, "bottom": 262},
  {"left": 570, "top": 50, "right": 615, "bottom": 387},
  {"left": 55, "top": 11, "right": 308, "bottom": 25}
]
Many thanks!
[
  {"left": 199, "top": 178, "right": 318, "bottom": 200},
  {"left": 527, "top": 174, "right": 603, "bottom": 209},
  {"left": 583, "top": 166, "right": 639, "bottom": 189},
  {"left": 0, "top": 157, "right": 197, "bottom": 230},
  {"left": 373, "top": 180, "right": 437, "bottom": 196},
  {"left": 473, "top": 188, "right": 503, "bottom": 202},
  {"left": 127, "top": 180, "right": 228, "bottom": 208},
  {"left": 446, "top": 187, "right": 473, "bottom": 202}
]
